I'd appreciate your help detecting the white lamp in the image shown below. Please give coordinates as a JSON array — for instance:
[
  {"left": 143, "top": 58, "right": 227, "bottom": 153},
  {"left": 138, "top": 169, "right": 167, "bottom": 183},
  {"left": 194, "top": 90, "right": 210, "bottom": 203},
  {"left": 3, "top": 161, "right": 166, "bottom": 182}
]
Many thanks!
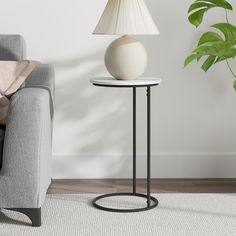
[{"left": 93, "top": 0, "right": 159, "bottom": 80}]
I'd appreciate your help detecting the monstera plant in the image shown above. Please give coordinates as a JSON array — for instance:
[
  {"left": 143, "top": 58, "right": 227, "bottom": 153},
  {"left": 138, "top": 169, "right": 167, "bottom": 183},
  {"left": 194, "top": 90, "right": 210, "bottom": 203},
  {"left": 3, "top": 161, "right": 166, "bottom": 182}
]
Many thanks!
[{"left": 184, "top": 0, "right": 236, "bottom": 90}]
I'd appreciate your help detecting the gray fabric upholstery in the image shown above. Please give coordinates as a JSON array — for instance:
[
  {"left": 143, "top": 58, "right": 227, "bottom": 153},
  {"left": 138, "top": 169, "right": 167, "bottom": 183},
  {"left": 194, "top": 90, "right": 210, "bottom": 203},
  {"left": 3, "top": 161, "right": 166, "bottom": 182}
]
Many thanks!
[
  {"left": 0, "top": 35, "right": 26, "bottom": 60},
  {"left": 0, "top": 126, "right": 5, "bottom": 169},
  {"left": 0, "top": 35, "right": 54, "bottom": 208},
  {"left": 0, "top": 88, "right": 52, "bottom": 208},
  {"left": 25, "top": 64, "right": 55, "bottom": 95},
  {"left": 25, "top": 64, "right": 55, "bottom": 116}
]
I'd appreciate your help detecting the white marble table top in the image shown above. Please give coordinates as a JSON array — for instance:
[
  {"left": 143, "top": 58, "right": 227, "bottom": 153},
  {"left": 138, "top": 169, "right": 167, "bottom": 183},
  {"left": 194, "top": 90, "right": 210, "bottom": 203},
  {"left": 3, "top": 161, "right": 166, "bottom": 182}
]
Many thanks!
[{"left": 90, "top": 77, "right": 162, "bottom": 87}]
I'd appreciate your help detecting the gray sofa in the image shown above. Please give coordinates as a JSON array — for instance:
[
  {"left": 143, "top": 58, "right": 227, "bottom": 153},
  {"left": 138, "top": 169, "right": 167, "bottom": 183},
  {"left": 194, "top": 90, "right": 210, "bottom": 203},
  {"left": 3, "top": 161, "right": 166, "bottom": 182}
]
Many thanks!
[{"left": 0, "top": 35, "right": 54, "bottom": 227}]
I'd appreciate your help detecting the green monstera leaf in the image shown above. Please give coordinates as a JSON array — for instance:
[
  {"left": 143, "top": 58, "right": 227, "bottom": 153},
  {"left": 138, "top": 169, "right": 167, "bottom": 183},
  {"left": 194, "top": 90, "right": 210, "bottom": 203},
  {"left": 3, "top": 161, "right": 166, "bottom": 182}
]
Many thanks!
[
  {"left": 188, "top": 0, "right": 233, "bottom": 27},
  {"left": 184, "top": 32, "right": 224, "bottom": 69},
  {"left": 197, "top": 32, "right": 223, "bottom": 46},
  {"left": 185, "top": 0, "right": 236, "bottom": 90},
  {"left": 185, "top": 22, "right": 236, "bottom": 72},
  {"left": 193, "top": 41, "right": 236, "bottom": 57},
  {"left": 196, "top": 31, "right": 224, "bottom": 62},
  {"left": 185, "top": 41, "right": 236, "bottom": 71},
  {"left": 212, "top": 23, "right": 236, "bottom": 45}
]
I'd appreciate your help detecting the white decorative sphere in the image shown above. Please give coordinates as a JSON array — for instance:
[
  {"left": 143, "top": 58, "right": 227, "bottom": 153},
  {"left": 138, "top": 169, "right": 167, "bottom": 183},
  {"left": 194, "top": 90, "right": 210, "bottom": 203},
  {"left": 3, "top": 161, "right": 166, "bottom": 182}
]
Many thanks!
[{"left": 105, "top": 36, "right": 148, "bottom": 80}]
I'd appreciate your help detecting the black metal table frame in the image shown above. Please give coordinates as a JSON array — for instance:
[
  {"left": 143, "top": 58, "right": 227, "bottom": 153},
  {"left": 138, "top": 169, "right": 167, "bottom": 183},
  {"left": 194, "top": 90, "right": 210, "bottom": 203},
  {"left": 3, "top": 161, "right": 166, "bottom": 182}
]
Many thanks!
[{"left": 92, "top": 83, "right": 159, "bottom": 212}]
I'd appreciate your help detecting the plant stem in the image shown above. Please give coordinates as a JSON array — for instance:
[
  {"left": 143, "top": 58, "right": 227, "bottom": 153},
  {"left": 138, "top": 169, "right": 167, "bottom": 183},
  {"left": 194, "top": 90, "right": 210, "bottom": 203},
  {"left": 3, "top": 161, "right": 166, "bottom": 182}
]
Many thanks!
[
  {"left": 225, "top": 9, "right": 229, "bottom": 23},
  {"left": 224, "top": 10, "right": 236, "bottom": 80},
  {"left": 226, "top": 59, "right": 236, "bottom": 80}
]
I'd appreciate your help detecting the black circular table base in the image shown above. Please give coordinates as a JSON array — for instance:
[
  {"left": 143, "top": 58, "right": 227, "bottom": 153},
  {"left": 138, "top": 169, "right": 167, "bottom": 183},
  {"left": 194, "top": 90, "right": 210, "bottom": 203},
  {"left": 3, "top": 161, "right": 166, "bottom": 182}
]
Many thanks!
[{"left": 92, "top": 192, "right": 158, "bottom": 213}]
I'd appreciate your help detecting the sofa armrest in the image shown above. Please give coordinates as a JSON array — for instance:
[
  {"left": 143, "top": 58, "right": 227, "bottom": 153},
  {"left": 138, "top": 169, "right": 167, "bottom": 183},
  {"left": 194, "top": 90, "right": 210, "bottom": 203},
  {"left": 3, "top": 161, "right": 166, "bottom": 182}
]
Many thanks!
[
  {"left": 25, "top": 64, "right": 55, "bottom": 118},
  {"left": 25, "top": 63, "right": 55, "bottom": 113},
  {"left": 0, "top": 88, "right": 52, "bottom": 208},
  {"left": 25, "top": 64, "right": 55, "bottom": 96}
]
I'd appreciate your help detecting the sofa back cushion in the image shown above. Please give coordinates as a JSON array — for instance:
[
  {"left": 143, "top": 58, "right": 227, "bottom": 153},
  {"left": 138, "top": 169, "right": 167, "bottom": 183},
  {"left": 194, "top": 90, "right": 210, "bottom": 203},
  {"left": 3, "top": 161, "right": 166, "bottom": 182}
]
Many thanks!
[{"left": 0, "top": 35, "right": 26, "bottom": 61}]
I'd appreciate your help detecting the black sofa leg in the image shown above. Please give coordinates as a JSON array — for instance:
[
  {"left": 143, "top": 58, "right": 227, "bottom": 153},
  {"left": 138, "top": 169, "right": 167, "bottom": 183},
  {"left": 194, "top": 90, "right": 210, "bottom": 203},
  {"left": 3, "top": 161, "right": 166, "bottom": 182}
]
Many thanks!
[{"left": 6, "top": 208, "right": 41, "bottom": 227}]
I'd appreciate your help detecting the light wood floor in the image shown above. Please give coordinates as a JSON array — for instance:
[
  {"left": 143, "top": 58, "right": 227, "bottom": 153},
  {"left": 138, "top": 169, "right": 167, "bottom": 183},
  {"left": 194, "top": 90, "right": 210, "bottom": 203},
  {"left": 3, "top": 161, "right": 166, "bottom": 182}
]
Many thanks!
[{"left": 48, "top": 179, "right": 236, "bottom": 194}]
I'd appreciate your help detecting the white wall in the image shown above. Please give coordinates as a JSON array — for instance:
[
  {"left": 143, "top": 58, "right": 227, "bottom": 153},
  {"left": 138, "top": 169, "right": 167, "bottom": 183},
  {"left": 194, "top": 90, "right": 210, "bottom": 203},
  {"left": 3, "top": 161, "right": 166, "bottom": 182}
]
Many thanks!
[{"left": 1, "top": 0, "right": 236, "bottom": 178}]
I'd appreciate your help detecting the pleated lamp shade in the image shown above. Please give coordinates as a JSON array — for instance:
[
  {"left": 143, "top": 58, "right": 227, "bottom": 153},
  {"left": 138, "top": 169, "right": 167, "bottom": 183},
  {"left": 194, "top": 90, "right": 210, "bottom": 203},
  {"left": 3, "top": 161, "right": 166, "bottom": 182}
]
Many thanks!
[{"left": 93, "top": 0, "right": 159, "bottom": 35}]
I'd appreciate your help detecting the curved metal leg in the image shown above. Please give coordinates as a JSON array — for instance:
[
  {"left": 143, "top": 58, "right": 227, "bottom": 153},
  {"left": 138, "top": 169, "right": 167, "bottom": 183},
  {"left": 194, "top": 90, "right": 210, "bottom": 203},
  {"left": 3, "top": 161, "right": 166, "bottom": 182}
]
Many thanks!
[
  {"left": 92, "top": 192, "right": 158, "bottom": 213},
  {"left": 133, "top": 87, "right": 136, "bottom": 194},
  {"left": 147, "top": 86, "right": 151, "bottom": 207},
  {"left": 92, "top": 86, "right": 158, "bottom": 213}
]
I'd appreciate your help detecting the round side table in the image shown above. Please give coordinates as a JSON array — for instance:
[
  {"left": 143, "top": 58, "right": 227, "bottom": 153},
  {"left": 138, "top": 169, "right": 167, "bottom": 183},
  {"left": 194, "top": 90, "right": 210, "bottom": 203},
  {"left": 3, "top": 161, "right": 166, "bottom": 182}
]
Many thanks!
[{"left": 90, "top": 77, "right": 162, "bottom": 213}]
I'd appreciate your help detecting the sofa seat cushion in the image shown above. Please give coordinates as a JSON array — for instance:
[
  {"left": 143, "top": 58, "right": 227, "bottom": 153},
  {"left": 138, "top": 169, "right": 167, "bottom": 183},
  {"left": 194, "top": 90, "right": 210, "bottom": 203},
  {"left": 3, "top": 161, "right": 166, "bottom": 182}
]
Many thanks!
[{"left": 0, "top": 125, "right": 5, "bottom": 169}]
